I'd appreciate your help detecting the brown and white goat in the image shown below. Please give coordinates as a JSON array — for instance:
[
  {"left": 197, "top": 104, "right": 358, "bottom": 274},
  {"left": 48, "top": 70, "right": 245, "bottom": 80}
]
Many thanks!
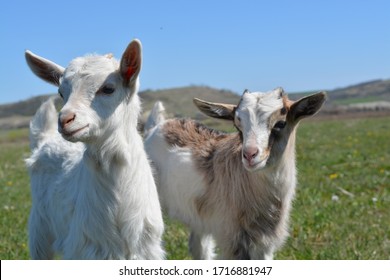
[{"left": 144, "top": 88, "right": 326, "bottom": 259}]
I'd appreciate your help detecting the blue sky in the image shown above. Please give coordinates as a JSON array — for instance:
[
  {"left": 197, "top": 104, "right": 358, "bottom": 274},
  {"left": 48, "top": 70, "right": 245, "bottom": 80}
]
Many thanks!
[{"left": 1, "top": 0, "right": 389, "bottom": 104}]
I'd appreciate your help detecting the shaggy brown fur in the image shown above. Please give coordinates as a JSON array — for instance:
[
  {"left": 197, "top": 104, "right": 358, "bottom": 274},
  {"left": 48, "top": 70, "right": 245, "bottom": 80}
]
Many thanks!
[
  {"left": 163, "top": 119, "right": 285, "bottom": 259},
  {"left": 156, "top": 91, "right": 326, "bottom": 259}
]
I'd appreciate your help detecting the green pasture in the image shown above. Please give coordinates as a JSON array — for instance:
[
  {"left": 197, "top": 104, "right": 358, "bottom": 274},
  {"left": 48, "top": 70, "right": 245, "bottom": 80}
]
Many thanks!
[{"left": 0, "top": 116, "right": 389, "bottom": 259}]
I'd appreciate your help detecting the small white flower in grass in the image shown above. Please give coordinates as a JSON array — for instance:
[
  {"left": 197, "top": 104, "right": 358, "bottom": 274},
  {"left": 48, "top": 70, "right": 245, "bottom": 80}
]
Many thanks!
[
  {"left": 331, "top": 194, "right": 339, "bottom": 202},
  {"left": 3, "top": 205, "right": 15, "bottom": 211},
  {"left": 372, "top": 197, "right": 378, "bottom": 203}
]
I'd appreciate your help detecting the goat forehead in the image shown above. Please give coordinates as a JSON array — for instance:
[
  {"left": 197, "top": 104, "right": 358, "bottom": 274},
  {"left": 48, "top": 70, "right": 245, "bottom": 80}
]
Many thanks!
[
  {"left": 59, "top": 56, "right": 120, "bottom": 94},
  {"left": 237, "top": 91, "right": 284, "bottom": 116},
  {"left": 63, "top": 55, "right": 119, "bottom": 79}
]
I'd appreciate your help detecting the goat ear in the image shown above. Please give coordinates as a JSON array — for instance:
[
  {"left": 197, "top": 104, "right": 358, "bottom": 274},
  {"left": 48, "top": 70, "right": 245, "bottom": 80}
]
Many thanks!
[
  {"left": 288, "top": 92, "right": 326, "bottom": 122},
  {"left": 25, "top": 50, "right": 64, "bottom": 86},
  {"left": 120, "top": 39, "right": 142, "bottom": 86},
  {"left": 193, "top": 98, "right": 236, "bottom": 120}
]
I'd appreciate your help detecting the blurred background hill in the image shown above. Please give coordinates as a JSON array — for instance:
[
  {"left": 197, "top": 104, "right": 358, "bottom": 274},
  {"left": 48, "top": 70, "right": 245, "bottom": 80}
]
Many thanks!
[{"left": 1, "top": 79, "right": 390, "bottom": 130}]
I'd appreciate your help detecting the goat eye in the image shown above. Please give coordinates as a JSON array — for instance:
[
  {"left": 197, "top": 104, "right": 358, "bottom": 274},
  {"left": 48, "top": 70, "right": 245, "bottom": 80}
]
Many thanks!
[
  {"left": 273, "top": 121, "right": 286, "bottom": 131},
  {"left": 99, "top": 85, "right": 115, "bottom": 95},
  {"left": 234, "top": 116, "right": 242, "bottom": 129}
]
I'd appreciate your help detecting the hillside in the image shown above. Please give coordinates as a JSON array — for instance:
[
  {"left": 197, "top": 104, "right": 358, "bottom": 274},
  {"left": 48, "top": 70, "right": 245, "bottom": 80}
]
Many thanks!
[
  {"left": 140, "top": 86, "right": 239, "bottom": 119},
  {"left": 328, "top": 79, "right": 390, "bottom": 104},
  {"left": 0, "top": 94, "right": 55, "bottom": 118},
  {"left": 0, "top": 86, "right": 240, "bottom": 130},
  {"left": 291, "top": 79, "right": 390, "bottom": 105},
  {"left": 1, "top": 80, "right": 390, "bottom": 130}
]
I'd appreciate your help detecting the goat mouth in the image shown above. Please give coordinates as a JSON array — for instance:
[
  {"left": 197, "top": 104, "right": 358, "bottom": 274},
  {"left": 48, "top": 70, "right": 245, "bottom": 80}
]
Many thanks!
[
  {"left": 243, "top": 156, "right": 268, "bottom": 171},
  {"left": 61, "top": 125, "right": 89, "bottom": 138}
]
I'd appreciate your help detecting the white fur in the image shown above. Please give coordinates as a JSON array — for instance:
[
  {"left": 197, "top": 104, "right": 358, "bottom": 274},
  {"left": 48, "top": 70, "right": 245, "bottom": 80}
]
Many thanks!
[{"left": 25, "top": 40, "right": 164, "bottom": 260}]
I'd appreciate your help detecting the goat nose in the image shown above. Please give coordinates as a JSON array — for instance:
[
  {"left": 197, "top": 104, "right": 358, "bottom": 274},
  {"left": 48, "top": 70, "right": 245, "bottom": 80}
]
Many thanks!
[
  {"left": 243, "top": 147, "right": 259, "bottom": 161},
  {"left": 59, "top": 111, "right": 76, "bottom": 129}
]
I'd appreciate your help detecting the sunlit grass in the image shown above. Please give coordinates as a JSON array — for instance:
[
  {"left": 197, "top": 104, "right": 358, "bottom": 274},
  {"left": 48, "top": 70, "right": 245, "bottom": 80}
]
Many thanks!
[
  {"left": 0, "top": 116, "right": 389, "bottom": 259},
  {"left": 0, "top": 140, "right": 30, "bottom": 259}
]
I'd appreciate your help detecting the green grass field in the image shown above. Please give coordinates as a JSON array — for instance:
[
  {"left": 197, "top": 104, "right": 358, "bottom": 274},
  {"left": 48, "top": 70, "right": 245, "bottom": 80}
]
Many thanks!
[
  {"left": 0, "top": 116, "right": 389, "bottom": 259},
  {"left": 332, "top": 96, "right": 384, "bottom": 105}
]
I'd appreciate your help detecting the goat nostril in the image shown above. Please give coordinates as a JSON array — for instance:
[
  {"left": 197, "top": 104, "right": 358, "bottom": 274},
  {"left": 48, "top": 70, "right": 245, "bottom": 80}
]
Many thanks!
[
  {"left": 244, "top": 148, "right": 259, "bottom": 161},
  {"left": 66, "top": 114, "right": 75, "bottom": 124},
  {"left": 60, "top": 113, "right": 76, "bottom": 129}
]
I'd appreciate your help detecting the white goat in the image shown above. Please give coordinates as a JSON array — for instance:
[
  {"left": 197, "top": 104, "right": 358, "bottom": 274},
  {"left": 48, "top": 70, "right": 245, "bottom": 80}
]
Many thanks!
[
  {"left": 144, "top": 88, "right": 326, "bottom": 259},
  {"left": 25, "top": 39, "right": 164, "bottom": 259}
]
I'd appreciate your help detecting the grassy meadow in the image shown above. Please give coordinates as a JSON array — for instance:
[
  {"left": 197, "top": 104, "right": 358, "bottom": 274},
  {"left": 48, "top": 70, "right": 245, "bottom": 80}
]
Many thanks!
[{"left": 0, "top": 116, "right": 389, "bottom": 259}]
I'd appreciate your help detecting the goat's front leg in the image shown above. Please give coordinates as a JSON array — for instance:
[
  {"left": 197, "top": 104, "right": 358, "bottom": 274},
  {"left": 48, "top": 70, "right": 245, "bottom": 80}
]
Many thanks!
[
  {"left": 28, "top": 209, "right": 54, "bottom": 259},
  {"left": 189, "top": 231, "right": 216, "bottom": 260},
  {"left": 250, "top": 246, "right": 275, "bottom": 260}
]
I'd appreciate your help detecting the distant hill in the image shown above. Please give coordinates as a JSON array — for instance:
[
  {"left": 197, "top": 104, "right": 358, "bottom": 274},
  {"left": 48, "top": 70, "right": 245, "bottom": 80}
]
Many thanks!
[
  {"left": 0, "top": 94, "right": 54, "bottom": 118},
  {"left": 140, "top": 86, "right": 239, "bottom": 119},
  {"left": 1, "top": 80, "right": 389, "bottom": 130},
  {"left": 328, "top": 79, "right": 390, "bottom": 103},
  {"left": 0, "top": 86, "right": 240, "bottom": 130},
  {"left": 291, "top": 79, "right": 390, "bottom": 105}
]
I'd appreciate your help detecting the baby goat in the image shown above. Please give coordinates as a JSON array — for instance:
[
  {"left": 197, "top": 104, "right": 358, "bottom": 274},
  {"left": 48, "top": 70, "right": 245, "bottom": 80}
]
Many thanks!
[
  {"left": 25, "top": 40, "right": 164, "bottom": 259},
  {"left": 144, "top": 88, "right": 326, "bottom": 259}
]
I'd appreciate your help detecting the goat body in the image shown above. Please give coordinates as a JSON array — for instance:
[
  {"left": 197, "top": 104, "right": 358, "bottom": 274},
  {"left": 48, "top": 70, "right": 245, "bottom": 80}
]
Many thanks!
[
  {"left": 144, "top": 90, "right": 325, "bottom": 259},
  {"left": 25, "top": 40, "right": 164, "bottom": 259}
]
